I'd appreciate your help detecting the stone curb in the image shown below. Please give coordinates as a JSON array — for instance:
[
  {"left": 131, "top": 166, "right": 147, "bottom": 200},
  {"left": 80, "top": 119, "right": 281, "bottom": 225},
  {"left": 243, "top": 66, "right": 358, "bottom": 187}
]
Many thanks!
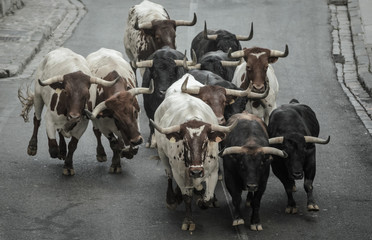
[
  {"left": 348, "top": 0, "right": 372, "bottom": 97},
  {"left": 0, "top": 0, "right": 85, "bottom": 78}
]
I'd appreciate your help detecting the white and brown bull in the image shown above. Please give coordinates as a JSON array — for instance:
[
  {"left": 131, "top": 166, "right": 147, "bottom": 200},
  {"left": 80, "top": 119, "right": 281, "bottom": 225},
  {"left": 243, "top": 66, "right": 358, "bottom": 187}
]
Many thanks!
[
  {"left": 223, "top": 45, "right": 289, "bottom": 124},
  {"left": 166, "top": 73, "right": 268, "bottom": 125},
  {"left": 85, "top": 48, "right": 154, "bottom": 173},
  {"left": 18, "top": 47, "right": 117, "bottom": 175},
  {"left": 124, "top": 0, "right": 196, "bottom": 71},
  {"left": 152, "top": 78, "right": 237, "bottom": 231}
]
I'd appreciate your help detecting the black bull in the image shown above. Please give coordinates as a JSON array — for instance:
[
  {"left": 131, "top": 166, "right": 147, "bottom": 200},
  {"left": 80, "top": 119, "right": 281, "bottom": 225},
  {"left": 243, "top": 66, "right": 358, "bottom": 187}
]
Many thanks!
[{"left": 268, "top": 99, "right": 330, "bottom": 214}]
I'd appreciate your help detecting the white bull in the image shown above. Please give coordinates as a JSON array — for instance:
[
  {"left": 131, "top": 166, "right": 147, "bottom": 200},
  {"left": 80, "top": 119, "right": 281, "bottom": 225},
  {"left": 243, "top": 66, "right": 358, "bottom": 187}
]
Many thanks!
[
  {"left": 85, "top": 48, "right": 153, "bottom": 173},
  {"left": 152, "top": 75, "right": 236, "bottom": 231}
]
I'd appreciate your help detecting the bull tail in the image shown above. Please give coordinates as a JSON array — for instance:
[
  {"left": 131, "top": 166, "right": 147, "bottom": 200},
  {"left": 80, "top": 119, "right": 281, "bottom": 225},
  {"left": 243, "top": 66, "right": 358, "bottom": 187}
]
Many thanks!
[{"left": 18, "top": 83, "right": 34, "bottom": 122}]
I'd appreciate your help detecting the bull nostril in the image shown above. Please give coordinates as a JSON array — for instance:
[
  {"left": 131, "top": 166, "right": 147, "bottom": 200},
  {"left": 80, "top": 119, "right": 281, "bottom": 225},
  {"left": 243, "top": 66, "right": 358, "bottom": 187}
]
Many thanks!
[
  {"left": 218, "top": 117, "right": 226, "bottom": 125},
  {"left": 247, "top": 184, "right": 258, "bottom": 191},
  {"left": 189, "top": 169, "right": 204, "bottom": 178},
  {"left": 252, "top": 85, "right": 265, "bottom": 93}
]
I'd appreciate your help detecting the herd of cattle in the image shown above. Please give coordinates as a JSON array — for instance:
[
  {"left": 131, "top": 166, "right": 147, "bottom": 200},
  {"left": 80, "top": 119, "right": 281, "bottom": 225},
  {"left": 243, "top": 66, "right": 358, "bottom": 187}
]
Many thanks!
[{"left": 17, "top": 0, "right": 330, "bottom": 233}]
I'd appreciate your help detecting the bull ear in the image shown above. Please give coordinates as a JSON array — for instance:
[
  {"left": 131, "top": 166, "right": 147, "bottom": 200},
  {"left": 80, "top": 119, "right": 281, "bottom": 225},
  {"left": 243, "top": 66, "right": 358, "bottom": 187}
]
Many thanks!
[
  {"left": 226, "top": 95, "right": 236, "bottom": 105},
  {"left": 208, "top": 131, "right": 226, "bottom": 143},
  {"left": 268, "top": 57, "right": 279, "bottom": 64},
  {"left": 165, "top": 132, "right": 183, "bottom": 143}
]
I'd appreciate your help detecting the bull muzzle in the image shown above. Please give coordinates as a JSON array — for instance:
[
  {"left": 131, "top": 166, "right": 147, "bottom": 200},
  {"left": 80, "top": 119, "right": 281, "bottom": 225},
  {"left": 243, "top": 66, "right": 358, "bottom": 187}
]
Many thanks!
[
  {"left": 292, "top": 171, "right": 303, "bottom": 180},
  {"left": 246, "top": 184, "right": 258, "bottom": 192},
  {"left": 130, "top": 136, "right": 143, "bottom": 146},
  {"left": 189, "top": 166, "right": 204, "bottom": 178}
]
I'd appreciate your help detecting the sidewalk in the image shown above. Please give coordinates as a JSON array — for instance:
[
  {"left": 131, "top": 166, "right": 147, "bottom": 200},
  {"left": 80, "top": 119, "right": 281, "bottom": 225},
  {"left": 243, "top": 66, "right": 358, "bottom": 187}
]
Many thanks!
[
  {"left": 0, "top": 0, "right": 85, "bottom": 78},
  {"left": 348, "top": 0, "right": 372, "bottom": 96}
]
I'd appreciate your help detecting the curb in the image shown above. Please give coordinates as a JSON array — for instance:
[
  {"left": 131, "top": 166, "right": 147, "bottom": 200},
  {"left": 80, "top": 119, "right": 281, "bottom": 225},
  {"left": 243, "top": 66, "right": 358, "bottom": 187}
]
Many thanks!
[
  {"left": 348, "top": 0, "right": 372, "bottom": 97},
  {"left": 0, "top": 0, "right": 86, "bottom": 78}
]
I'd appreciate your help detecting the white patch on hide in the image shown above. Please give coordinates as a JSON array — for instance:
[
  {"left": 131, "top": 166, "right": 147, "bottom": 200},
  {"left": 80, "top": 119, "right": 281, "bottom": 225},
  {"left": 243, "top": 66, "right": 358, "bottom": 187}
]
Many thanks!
[
  {"left": 186, "top": 125, "right": 205, "bottom": 138},
  {"left": 250, "top": 52, "right": 266, "bottom": 59}
]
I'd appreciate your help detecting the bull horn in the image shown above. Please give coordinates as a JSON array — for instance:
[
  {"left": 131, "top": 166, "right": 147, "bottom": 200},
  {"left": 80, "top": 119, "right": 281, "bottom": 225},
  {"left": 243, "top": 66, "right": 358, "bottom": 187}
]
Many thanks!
[
  {"left": 128, "top": 79, "right": 154, "bottom": 96},
  {"left": 270, "top": 44, "right": 289, "bottom": 58},
  {"left": 211, "top": 119, "right": 238, "bottom": 133},
  {"left": 181, "top": 76, "right": 200, "bottom": 95},
  {"left": 175, "top": 12, "right": 197, "bottom": 26},
  {"left": 261, "top": 147, "right": 288, "bottom": 158},
  {"left": 304, "top": 135, "right": 330, "bottom": 144},
  {"left": 137, "top": 21, "right": 153, "bottom": 30},
  {"left": 86, "top": 101, "right": 108, "bottom": 119},
  {"left": 269, "top": 136, "right": 284, "bottom": 145},
  {"left": 228, "top": 48, "right": 245, "bottom": 59},
  {"left": 203, "top": 21, "right": 218, "bottom": 40},
  {"left": 174, "top": 50, "right": 197, "bottom": 67},
  {"left": 38, "top": 75, "right": 64, "bottom": 86},
  {"left": 220, "top": 58, "right": 244, "bottom": 67},
  {"left": 150, "top": 119, "right": 181, "bottom": 134},
  {"left": 134, "top": 59, "right": 154, "bottom": 68},
  {"left": 90, "top": 76, "right": 119, "bottom": 87},
  {"left": 235, "top": 22, "right": 254, "bottom": 41},
  {"left": 245, "top": 80, "right": 270, "bottom": 99},
  {"left": 220, "top": 146, "right": 246, "bottom": 156}
]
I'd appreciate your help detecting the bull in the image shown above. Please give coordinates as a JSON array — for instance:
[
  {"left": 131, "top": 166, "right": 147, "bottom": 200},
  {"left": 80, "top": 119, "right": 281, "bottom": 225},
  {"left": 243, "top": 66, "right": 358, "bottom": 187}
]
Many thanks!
[
  {"left": 18, "top": 47, "right": 117, "bottom": 175},
  {"left": 226, "top": 45, "right": 289, "bottom": 124},
  {"left": 268, "top": 99, "right": 330, "bottom": 213},
  {"left": 85, "top": 48, "right": 154, "bottom": 173},
  {"left": 151, "top": 78, "right": 237, "bottom": 231},
  {"left": 124, "top": 0, "right": 196, "bottom": 71},
  {"left": 191, "top": 21, "right": 253, "bottom": 61},
  {"left": 220, "top": 112, "right": 287, "bottom": 230},
  {"left": 134, "top": 46, "right": 193, "bottom": 148}
]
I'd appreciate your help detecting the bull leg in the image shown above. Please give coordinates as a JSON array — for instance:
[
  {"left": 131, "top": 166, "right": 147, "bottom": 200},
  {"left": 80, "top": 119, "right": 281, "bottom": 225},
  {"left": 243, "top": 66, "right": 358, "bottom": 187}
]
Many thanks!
[
  {"left": 62, "top": 136, "right": 79, "bottom": 176},
  {"left": 166, "top": 178, "right": 179, "bottom": 210},
  {"left": 181, "top": 194, "right": 195, "bottom": 231},
  {"left": 93, "top": 127, "right": 107, "bottom": 162},
  {"left": 304, "top": 148, "right": 319, "bottom": 211},
  {"left": 58, "top": 132, "right": 66, "bottom": 160},
  {"left": 27, "top": 115, "right": 40, "bottom": 156},
  {"left": 108, "top": 133, "right": 122, "bottom": 173},
  {"left": 249, "top": 167, "right": 269, "bottom": 231},
  {"left": 271, "top": 160, "right": 297, "bottom": 214},
  {"left": 146, "top": 121, "right": 156, "bottom": 148},
  {"left": 48, "top": 137, "right": 59, "bottom": 159},
  {"left": 224, "top": 169, "right": 244, "bottom": 226}
]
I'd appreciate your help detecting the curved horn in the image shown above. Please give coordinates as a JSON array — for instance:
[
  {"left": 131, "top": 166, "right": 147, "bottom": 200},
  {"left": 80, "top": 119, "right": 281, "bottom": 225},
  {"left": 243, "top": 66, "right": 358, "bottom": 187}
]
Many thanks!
[
  {"left": 246, "top": 80, "right": 270, "bottom": 99},
  {"left": 211, "top": 119, "right": 238, "bottom": 133},
  {"left": 38, "top": 75, "right": 64, "bottom": 86},
  {"left": 220, "top": 58, "right": 244, "bottom": 67},
  {"left": 181, "top": 76, "right": 200, "bottom": 95},
  {"left": 87, "top": 101, "right": 108, "bottom": 119},
  {"left": 137, "top": 21, "right": 153, "bottom": 29},
  {"left": 134, "top": 59, "right": 154, "bottom": 68},
  {"left": 175, "top": 12, "right": 197, "bottom": 26},
  {"left": 90, "top": 76, "right": 119, "bottom": 87},
  {"left": 235, "top": 22, "right": 254, "bottom": 41},
  {"left": 304, "top": 135, "right": 330, "bottom": 144},
  {"left": 203, "top": 21, "right": 218, "bottom": 40},
  {"left": 174, "top": 49, "right": 197, "bottom": 67},
  {"left": 228, "top": 48, "right": 245, "bottom": 59},
  {"left": 150, "top": 119, "right": 180, "bottom": 134},
  {"left": 128, "top": 79, "right": 154, "bottom": 96},
  {"left": 270, "top": 44, "right": 289, "bottom": 58},
  {"left": 220, "top": 146, "right": 246, "bottom": 156},
  {"left": 269, "top": 136, "right": 284, "bottom": 145},
  {"left": 261, "top": 147, "right": 288, "bottom": 158}
]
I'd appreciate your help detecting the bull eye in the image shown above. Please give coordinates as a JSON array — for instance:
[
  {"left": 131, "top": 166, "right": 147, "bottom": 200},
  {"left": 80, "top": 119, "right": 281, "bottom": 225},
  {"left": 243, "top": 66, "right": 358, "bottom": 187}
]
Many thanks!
[{"left": 246, "top": 66, "right": 252, "bottom": 71}]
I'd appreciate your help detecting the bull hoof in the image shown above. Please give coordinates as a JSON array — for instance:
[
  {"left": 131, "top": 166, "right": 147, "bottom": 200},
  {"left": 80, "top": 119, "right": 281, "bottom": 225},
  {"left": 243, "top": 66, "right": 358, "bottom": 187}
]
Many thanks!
[
  {"left": 285, "top": 206, "right": 298, "bottom": 214},
  {"left": 218, "top": 172, "right": 223, "bottom": 181},
  {"left": 307, "top": 203, "right": 319, "bottom": 211},
  {"left": 166, "top": 202, "right": 178, "bottom": 210},
  {"left": 250, "top": 224, "right": 263, "bottom": 231},
  {"left": 246, "top": 200, "right": 251, "bottom": 208},
  {"left": 96, "top": 155, "right": 107, "bottom": 162},
  {"left": 292, "top": 185, "right": 297, "bottom": 192},
  {"left": 232, "top": 218, "right": 244, "bottom": 226},
  {"left": 181, "top": 219, "right": 195, "bottom": 231},
  {"left": 62, "top": 168, "right": 75, "bottom": 176},
  {"left": 27, "top": 145, "right": 37, "bottom": 156},
  {"left": 109, "top": 166, "right": 122, "bottom": 174}
]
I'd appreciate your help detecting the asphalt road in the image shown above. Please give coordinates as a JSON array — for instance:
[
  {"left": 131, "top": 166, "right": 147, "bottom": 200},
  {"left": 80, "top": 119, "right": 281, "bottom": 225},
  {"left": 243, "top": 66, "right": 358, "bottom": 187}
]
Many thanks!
[{"left": 1, "top": 0, "right": 372, "bottom": 239}]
